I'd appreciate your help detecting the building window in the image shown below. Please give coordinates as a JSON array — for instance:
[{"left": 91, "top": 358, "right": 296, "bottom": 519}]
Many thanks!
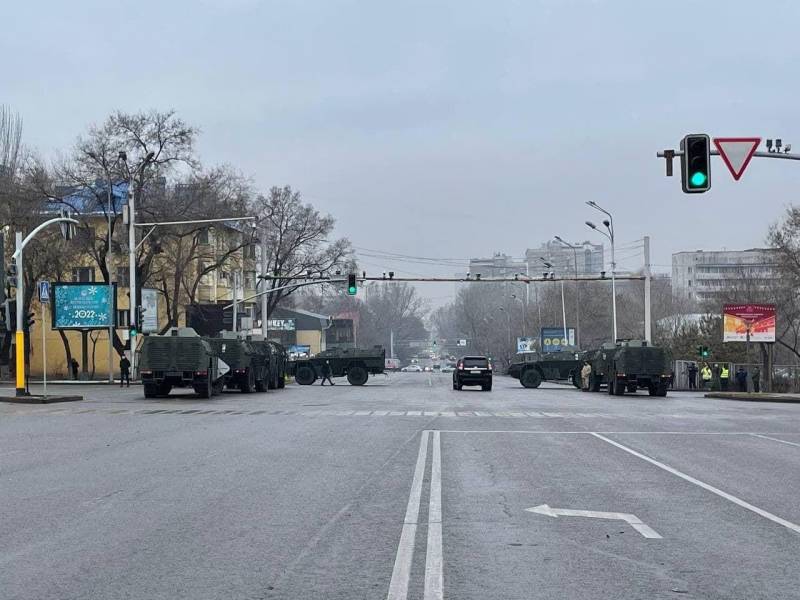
[
  {"left": 116, "top": 267, "right": 130, "bottom": 287},
  {"left": 72, "top": 267, "right": 95, "bottom": 282},
  {"left": 244, "top": 243, "right": 256, "bottom": 259},
  {"left": 198, "top": 228, "right": 210, "bottom": 245},
  {"left": 688, "top": 267, "right": 692, "bottom": 273},
  {"left": 244, "top": 271, "right": 256, "bottom": 290},
  {"left": 688, "top": 280, "right": 692, "bottom": 287}
]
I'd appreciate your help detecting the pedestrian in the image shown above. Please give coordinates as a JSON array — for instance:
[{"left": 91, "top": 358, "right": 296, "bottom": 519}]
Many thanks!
[
  {"left": 720, "top": 363, "right": 730, "bottom": 391},
  {"left": 735, "top": 366, "right": 747, "bottom": 392},
  {"left": 669, "top": 370, "right": 675, "bottom": 389},
  {"left": 70, "top": 357, "right": 79, "bottom": 381},
  {"left": 688, "top": 362, "right": 698, "bottom": 390},
  {"left": 320, "top": 360, "right": 335, "bottom": 386},
  {"left": 700, "top": 363, "right": 712, "bottom": 390},
  {"left": 752, "top": 367, "right": 761, "bottom": 393},
  {"left": 119, "top": 353, "right": 131, "bottom": 388},
  {"left": 580, "top": 361, "right": 592, "bottom": 391}
]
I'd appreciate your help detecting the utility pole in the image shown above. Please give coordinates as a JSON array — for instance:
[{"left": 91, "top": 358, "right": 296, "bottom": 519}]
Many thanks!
[
  {"left": 390, "top": 329, "right": 395, "bottom": 358},
  {"left": 15, "top": 232, "right": 23, "bottom": 395},
  {"left": 644, "top": 236, "right": 652, "bottom": 344},
  {"left": 232, "top": 271, "right": 239, "bottom": 333},
  {"left": 261, "top": 231, "right": 269, "bottom": 339}
]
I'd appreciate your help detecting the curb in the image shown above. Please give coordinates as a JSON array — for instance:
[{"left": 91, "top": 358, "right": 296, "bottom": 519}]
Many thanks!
[{"left": 705, "top": 393, "right": 800, "bottom": 404}]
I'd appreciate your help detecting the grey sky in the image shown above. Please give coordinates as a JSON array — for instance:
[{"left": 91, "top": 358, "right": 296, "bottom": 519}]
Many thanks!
[{"left": 5, "top": 0, "right": 799, "bottom": 305}]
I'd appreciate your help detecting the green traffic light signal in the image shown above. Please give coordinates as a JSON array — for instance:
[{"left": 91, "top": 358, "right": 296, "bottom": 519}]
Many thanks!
[
  {"left": 690, "top": 171, "right": 707, "bottom": 187},
  {"left": 347, "top": 273, "right": 357, "bottom": 296}
]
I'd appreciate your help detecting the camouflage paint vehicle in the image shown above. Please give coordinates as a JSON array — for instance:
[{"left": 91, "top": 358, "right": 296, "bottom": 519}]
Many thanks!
[
  {"left": 205, "top": 332, "right": 270, "bottom": 393},
  {"left": 138, "top": 328, "right": 229, "bottom": 398},
  {"left": 586, "top": 340, "right": 670, "bottom": 396},
  {"left": 507, "top": 350, "right": 583, "bottom": 389},
  {"left": 291, "top": 346, "right": 385, "bottom": 386}
]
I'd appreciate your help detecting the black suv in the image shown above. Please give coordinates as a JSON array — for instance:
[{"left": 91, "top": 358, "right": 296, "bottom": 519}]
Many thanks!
[{"left": 453, "top": 356, "right": 492, "bottom": 391}]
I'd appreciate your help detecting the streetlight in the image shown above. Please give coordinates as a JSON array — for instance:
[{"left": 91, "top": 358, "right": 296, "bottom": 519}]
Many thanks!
[
  {"left": 509, "top": 294, "right": 526, "bottom": 338},
  {"left": 120, "top": 150, "right": 156, "bottom": 381},
  {"left": 539, "top": 257, "right": 568, "bottom": 344},
  {"left": 554, "top": 236, "right": 581, "bottom": 349},
  {"left": 585, "top": 200, "right": 617, "bottom": 342}
]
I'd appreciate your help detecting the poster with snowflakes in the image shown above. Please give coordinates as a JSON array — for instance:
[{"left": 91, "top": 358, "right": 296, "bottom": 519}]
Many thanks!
[{"left": 52, "top": 283, "right": 117, "bottom": 330}]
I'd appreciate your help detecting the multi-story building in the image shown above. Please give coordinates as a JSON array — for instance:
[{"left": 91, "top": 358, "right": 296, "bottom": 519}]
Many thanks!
[
  {"left": 467, "top": 241, "right": 605, "bottom": 280},
  {"left": 672, "top": 248, "right": 781, "bottom": 302}
]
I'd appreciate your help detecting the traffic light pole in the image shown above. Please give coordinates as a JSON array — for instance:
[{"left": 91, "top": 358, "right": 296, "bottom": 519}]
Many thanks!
[
  {"left": 11, "top": 216, "right": 79, "bottom": 396},
  {"left": 657, "top": 147, "right": 800, "bottom": 174}
]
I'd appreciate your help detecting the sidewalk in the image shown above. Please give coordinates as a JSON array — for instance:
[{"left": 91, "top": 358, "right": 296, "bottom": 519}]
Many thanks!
[
  {"left": 0, "top": 380, "right": 140, "bottom": 386},
  {"left": 705, "top": 392, "right": 800, "bottom": 403}
]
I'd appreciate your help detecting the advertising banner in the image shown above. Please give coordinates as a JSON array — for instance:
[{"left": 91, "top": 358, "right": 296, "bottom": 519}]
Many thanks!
[
  {"left": 52, "top": 283, "right": 116, "bottom": 330},
  {"left": 723, "top": 304, "right": 775, "bottom": 342},
  {"left": 540, "top": 327, "right": 576, "bottom": 353},
  {"left": 517, "top": 337, "right": 536, "bottom": 353},
  {"left": 141, "top": 288, "right": 159, "bottom": 333},
  {"left": 267, "top": 318, "right": 296, "bottom": 331}
]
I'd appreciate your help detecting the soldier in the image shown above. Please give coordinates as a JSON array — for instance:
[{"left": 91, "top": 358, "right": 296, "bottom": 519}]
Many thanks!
[
  {"left": 580, "top": 361, "right": 592, "bottom": 391},
  {"left": 119, "top": 353, "right": 131, "bottom": 388},
  {"left": 320, "top": 360, "right": 335, "bottom": 386},
  {"left": 687, "top": 362, "right": 698, "bottom": 390},
  {"left": 70, "top": 357, "right": 79, "bottom": 381},
  {"left": 752, "top": 366, "right": 761, "bottom": 393},
  {"left": 735, "top": 366, "right": 747, "bottom": 392}
]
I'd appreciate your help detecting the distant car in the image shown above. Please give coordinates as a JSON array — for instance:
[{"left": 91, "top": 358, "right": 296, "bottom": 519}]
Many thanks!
[
  {"left": 423, "top": 366, "right": 432, "bottom": 372},
  {"left": 453, "top": 356, "right": 492, "bottom": 391},
  {"left": 401, "top": 364, "right": 423, "bottom": 373},
  {"left": 440, "top": 365, "right": 454, "bottom": 373},
  {"left": 432, "top": 364, "right": 441, "bottom": 372}
]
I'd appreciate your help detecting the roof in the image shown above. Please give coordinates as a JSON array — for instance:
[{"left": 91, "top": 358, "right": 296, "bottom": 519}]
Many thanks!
[
  {"left": 271, "top": 307, "right": 331, "bottom": 330},
  {"left": 46, "top": 181, "right": 129, "bottom": 216}
]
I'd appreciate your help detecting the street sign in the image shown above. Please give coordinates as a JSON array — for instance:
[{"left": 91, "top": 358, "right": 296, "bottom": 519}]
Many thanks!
[
  {"left": 517, "top": 337, "right": 535, "bottom": 353},
  {"left": 457, "top": 339, "right": 467, "bottom": 347},
  {"left": 540, "top": 327, "right": 576, "bottom": 352},
  {"left": 713, "top": 137, "right": 761, "bottom": 181},
  {"left": 38, "top": 281, "right": 50, "bottom": 304}
]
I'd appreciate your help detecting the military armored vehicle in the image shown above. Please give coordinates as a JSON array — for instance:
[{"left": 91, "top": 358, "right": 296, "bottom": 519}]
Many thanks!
[
  {"left": 243, "top": 336, "right": 288, "bottom": 390},
  {"left": 205, "top": 332, "right": 269, "bottom": 393},
  {"left": 507, "top": 350, "right": 583, "bottom": 388},
  {"left": 138, "top": 327, "right": 230, "bottom": 398},
  {"left": 266, "top": 341, "right": 288, "bottom": 389},
  {"left": 586, "top": 340, "right": 670, "bottom": 396},
  {"left": 291, "top": 346, "right": 385, "bottom": 386}
]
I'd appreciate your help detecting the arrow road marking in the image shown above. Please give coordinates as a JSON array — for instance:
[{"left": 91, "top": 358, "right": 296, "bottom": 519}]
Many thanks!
[{"left": 526, "top": 504, "right": 662, "bottom": 539}]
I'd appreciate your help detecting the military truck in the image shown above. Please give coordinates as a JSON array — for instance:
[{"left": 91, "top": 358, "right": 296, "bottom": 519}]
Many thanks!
[
  {"left": 291, "top": 346, "right": 385, "bottom": 386},
  {"left": 507, "top": 350, "right": 583, "bottom": 388},
  {"left": 242, "top": 336, "right": 288, "bottom": 390},
  {"left": 586, "top": 340, "right": 670, "bottom": 396},
  {"left": 266, "top": 341, "right": 288, "bottom": 389},
  {"left": 205, "top": 332, "right": 270, "bottom": 393},
  {"left": 138, "top": 327, "right": 230, "bottom": 398}
]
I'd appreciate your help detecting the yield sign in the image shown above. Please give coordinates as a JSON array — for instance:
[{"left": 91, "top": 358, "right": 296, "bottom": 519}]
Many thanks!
[{"left": 713, "top": 137, "right": 761, "bottom": 181}]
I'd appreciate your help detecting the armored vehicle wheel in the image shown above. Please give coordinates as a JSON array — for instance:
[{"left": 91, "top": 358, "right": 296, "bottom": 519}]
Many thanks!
[
  {"left": 194, "top": 377, "right": 212, "bottom": 398},
  {"left": 608, "top": 378, "right": 615, "bottom": 395},
  {"left": 255, "top": 373, "right": 267, "bottom": 392},
  {"left": 571, "top": 371, "right": 581, "bottom": 388},
  {"left": 295, "top": 365, "right": 317, "bottom": 385},
  {"left": 212, "top": 380, "right": 224, "bottom": 396},
  {"left": 144, "top": 383, "right": 158, "bottom": 398},
  {"left": 648, "top": 383, "right": 658, "bottom": 396},
  {"left": 613, "top": 377, "right": 625, "bottom": 396},
  {"left": 590, "top": 374, "right": 601, "bottom": 392},
  {"left": 158, "top": 383, "right": 172, "bottom": 397},
  {"left": 240, "top": 369, "right": 254, "bottom": 393},
  {"left": 482, "top": 383, "right": 492, "bottom": 391},
  {"left": 520, "top": 368, "right": 542, "bottom": 389},
  {"left": 347, "top": 365, "right": 368, "bottom": 386},
  {"left": 656, "top": 383, "right": 667, "bottom": 397},
  {"left": 267, "top": 371, "right": 277, "bottom": 389},
  {"left": 627, "top": 383, "right": 638, "bottom": 394}
]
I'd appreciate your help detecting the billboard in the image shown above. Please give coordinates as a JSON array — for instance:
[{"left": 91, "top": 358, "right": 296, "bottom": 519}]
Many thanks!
[
  {"left": 540, "top": 327, "right": 576, "bottom": 353},
  {"left": 52, "top": 283, "right": 116, "bottom": 330},
  {"left": 141, "top": 288, "right": 159, "bottom": 333},
  {"left": 517, "top": 337, "right": 536, "bottom": 353},
  {"left": 723, "top": 304, "right": 776, "bottom": 342}
]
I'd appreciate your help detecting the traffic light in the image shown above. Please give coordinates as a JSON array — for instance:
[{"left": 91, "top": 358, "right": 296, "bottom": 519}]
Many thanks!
[
  {"left": 6, "top": 261, "right": 17, "bottom": 289},
  {"left": 681, "top": 134, "right": 711, "bottom": 193},
  {"left": 130, "top": 305, "right": 144, "bottom": 336},
  {"left": 697, "top": 345, "right": 710, "bottom": 358},
  {"left": 347, "top": 274, "right": 357, "bottom": 296}
]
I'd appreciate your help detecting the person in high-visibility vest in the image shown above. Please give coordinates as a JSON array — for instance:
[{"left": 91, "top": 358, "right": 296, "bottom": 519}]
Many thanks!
[
  {"left": 720, "top": 364, "right": 730, "bottom": 391},
  {"left": 700, "top": 363, "right": 712, "bottom": 389}
]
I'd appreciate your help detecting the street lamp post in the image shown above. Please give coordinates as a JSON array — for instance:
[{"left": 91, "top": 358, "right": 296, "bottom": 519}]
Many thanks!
[
  {"left": 585, "top": 201, "right": 617, "bottom": 342},
  {"left": 540, "top": 257, "right": 568, "bottom": 344},
  {"left": 509, "top": 294, "right": 526, "bottom": 338},
  {"left": 554, "top": 236, "right": 581, "bottom": 349},
  {"left": 121, "top": 151, "right": 155, "bottom": 382}
]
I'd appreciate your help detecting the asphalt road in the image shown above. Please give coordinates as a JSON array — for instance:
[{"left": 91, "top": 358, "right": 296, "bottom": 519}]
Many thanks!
[{"left": 2, "top": 372, "right": 800, "bottom": 599}]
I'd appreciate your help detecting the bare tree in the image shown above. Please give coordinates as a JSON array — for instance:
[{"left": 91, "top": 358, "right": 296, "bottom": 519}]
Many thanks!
[{"left": 254, "top": 186, "right": 353, "bottom": 318}]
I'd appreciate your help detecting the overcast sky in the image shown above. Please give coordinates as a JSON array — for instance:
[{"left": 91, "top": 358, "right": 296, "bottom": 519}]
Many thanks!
[{"left": 5, "top": 0, "right": 799, "bottom": 306}]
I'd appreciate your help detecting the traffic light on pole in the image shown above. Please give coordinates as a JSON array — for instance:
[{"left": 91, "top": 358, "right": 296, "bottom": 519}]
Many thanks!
[
  {"left": 681, "top": 134, "right": 711, "bottom": 193},
  {"left": 6, "top": 261, "right": 17, "bottom": 289},
  {"left": 347, "top": 274, "right": 357, "bottom": 296}
]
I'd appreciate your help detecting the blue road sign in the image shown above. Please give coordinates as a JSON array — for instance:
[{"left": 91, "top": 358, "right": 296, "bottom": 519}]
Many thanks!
[
  {"left": 38, "top": 281, "right": 50, "bottom": 304},
  {"left": 540, "top": 327, "right": 576, "bottom": 353}
]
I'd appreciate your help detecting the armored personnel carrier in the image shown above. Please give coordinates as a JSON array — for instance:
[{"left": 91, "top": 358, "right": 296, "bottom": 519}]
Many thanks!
[
  {"left": 291, "top": 346, "right": 385, "bottom": 386},
  {"left": 507, "top": 350, "right": 583, "bottom": 388},
  {"left": 205, "top": 332, "right": 269, "bottom": 393},
  {"left": 242, "top": 335, "right": 288, "bottom": 390},
  {"left": 138, "top": 327, "right": 229, "bottom": 398},
  {"left": 586, "top": 340, "right": 670, "bottom": 396}
]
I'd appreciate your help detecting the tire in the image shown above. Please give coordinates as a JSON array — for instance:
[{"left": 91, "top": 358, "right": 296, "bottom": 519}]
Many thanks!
[
  {"left": 157, "top": 383, "right": 172, "bottom": 397},
  {"left": 240, "top": 369, "right": 254, "bottom": 393},
  {"left": 268, "top": 369, "right": 277, "bottom": 389},
  {"left": 520, "top": 368, "right": 542, "bottom": 389},
  {"left": 452, "top": 381, "right": 458, "bottom": 390},
  {"left": 277, "top": 373, "right": 285, "bottom": 389},
  {"left": 590, "top": 374, "right": 601, "bottom": 393},
  {"left": 648, "top": 384, "right": 657, "bottom": 396},
  {"left": 656, "top": 384, "right": 668, "bottom": 397},
  {"left": 627, "top": 383, "right": 638, "bottom": 394},
  {"left": 347, "top": 365, "right": 368, "bottom": 386},
  {"left": 571, "top": 371, "right": 581, "bottom": 389},
  {"left": 295, "top": 365, "right": 316, "bottom": 385},
  {"left": 194, "top": 378, "right": 211, "bottom": 398},
  {"left": 482, "top": 383, "right": 492, "bottom": 392},
  {"left": 614, "top": 377, "right": 625, "bottom": 396},
  {"left": 608, "top": 377, "right": 615, "bottom": 395},
  {"left": 144, "top": 383, "right": 158, "bottom": 398},
  {"left": 255, "top": 370, "right": 267, "bottom": 392}
]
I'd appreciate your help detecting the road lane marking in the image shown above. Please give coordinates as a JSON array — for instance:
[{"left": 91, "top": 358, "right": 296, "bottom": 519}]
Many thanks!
[
  {"left": 750, "top": 433, "right": 800, "bottom": 448},
  {"left": 591, "top": 432, "right": 800, "bottom": 535},
  {"left": 387, "top": 430, "right": 430, "bottom": 600},
  {"left": 526, "top": 504, "right": 662, "bottom": 538},
  {"left": 424, "top": 431, "right": 444, "bottom": 600}
]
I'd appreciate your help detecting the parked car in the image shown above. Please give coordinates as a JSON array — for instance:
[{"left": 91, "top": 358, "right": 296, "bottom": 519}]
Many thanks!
[
  {"left": 440, "top": 365, "right": 455, "bottom": 373},
  {"left": 453, "top": 356, "right": 493, "bottom": 391},
  {"left": 401, "top": 364, "right": 424, "bottom": 373}
]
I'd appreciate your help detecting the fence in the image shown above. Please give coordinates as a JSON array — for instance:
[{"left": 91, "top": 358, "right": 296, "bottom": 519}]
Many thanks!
[{"left": 672, "top": 360, "right": 800, "bottom": 393}]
